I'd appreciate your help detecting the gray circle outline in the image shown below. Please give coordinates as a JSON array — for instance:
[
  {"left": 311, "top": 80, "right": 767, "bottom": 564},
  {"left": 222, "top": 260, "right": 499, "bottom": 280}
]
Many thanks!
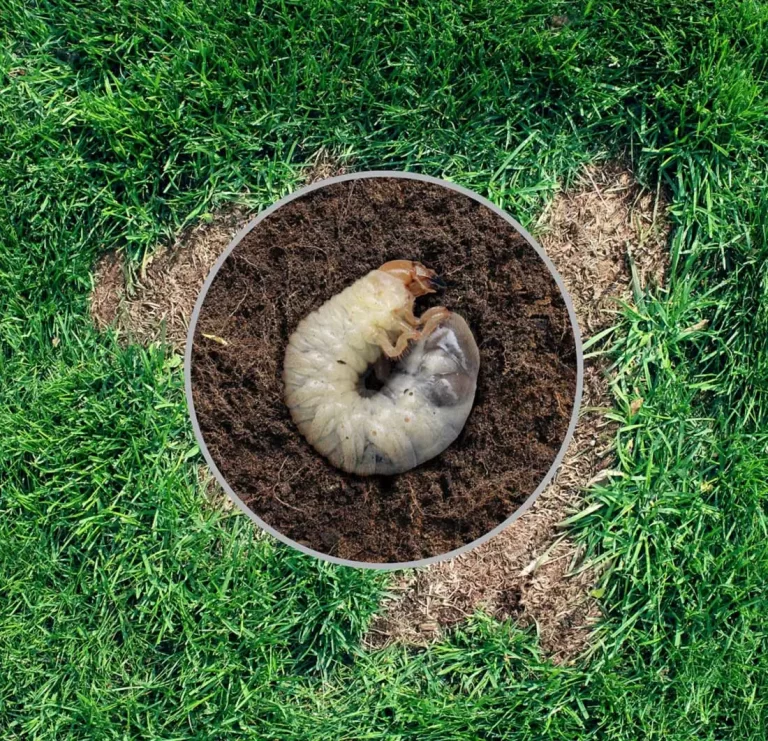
[{"left": 185, "top": 170, "right": 584, "bottom": 571}]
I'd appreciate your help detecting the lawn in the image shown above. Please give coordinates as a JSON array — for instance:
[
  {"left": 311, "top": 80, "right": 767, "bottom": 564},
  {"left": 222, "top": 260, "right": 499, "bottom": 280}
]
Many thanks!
[{"left": 1, "top": 0, "right": 767, "bottom": 738}]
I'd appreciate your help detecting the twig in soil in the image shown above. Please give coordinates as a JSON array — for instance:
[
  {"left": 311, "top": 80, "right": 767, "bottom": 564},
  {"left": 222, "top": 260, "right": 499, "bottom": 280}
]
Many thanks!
[
  {"left": 336, "top": 180, "right": 357, "bottom": 239},
  {"left": 406, "top": 482, "right": 423, "bottom": 518},
  {"left": 586, "top": 169, "right": 609, "bottom": 207},
  {"left": 223, "top": 292, "right": 249, "bottom": 324},
  {"left": 202, "top": 333, "right": 229, "bottom": 346},
  {"left": 273, "top": 493, "right": 308, "bottom": 513},
  {"left": 443, "top": 263, "right": 472, "bottom": 277},
  {"left": 270, "top": 458, "right": 309, "bottom": 512}
]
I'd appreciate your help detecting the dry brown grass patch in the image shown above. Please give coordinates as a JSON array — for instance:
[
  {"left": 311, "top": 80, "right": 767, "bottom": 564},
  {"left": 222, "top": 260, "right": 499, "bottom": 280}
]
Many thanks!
[
  {"left": 90, "top": 153, "right": 349, "bottom": 348},
  {"left": 365, "top": 162, "right": 671, "bottom": 663},
  {"left": 90, "top": 206, "right": 253, "bottom": 349},
  {"left": 301, "top": 148, "right": 350, "bottom": 183}
]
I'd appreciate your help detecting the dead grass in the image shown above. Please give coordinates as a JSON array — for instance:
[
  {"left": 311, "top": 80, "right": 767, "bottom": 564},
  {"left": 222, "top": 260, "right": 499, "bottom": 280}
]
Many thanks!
[
  {"left": 89, "top": 160, "right": 670, "bottom": 662},
  {"left": 365, "top": 162, "right": 671, "bottom": 663},
  {"left": 90, "top": 206, "right": 253, "bottom": 349},
  {"left": 301, "top": 148, "right": 350, "bottom": 183}
]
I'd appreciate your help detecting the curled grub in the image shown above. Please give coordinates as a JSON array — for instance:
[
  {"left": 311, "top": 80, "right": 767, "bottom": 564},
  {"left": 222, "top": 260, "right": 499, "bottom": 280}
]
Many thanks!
[{"left": 365, "top": 162, "right": 671, "bottom": 662}]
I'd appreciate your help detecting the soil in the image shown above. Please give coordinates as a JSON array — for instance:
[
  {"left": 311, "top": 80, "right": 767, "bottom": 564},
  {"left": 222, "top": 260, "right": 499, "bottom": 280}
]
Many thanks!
[{"left": 189, "top": 177, "right": 578, "bottom": 563}]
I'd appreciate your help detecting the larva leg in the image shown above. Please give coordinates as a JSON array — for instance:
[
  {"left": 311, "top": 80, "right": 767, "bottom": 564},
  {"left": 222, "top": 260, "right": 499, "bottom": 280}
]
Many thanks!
[
  {"left": 385, "top": 307, "right": 450, "bottom": 355},
  {"left": 418, "top": 306, "right": 452, "bottom": 337},
  {"left": 393, "top": 316, "right": 419, "bottom": 335},
  {"left": 394, "top": 306, "right": 421, "bottom": 327},
  {"left": 375, "top": 327, "right": 420, "bottom": 359}
]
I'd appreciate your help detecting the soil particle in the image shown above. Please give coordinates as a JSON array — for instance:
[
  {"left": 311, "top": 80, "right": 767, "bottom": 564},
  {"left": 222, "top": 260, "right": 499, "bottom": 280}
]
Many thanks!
[{"left": 190, "top": 176, "right": 578, "bottom": 563}]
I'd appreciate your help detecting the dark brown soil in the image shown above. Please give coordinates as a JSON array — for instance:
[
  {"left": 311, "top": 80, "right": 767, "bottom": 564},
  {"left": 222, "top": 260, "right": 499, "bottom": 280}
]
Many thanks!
[{"left": 190, "top": 177, "right": 577, "bottom": 563}]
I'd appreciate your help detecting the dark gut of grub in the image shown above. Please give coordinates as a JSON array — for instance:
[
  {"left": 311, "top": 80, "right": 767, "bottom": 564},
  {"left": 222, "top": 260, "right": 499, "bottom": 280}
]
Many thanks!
[{"left": 190, "top": 177, "right": 577, "bottom": 563}]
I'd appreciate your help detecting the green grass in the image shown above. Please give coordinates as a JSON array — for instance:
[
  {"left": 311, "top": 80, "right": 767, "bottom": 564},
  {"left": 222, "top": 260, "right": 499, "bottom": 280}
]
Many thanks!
[{"left": 2, "top": 0, "right": 768, "bottom": 737}]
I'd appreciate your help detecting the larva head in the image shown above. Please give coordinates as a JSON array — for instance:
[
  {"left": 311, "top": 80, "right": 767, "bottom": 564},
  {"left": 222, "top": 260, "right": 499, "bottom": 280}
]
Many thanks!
[{"left": 379, "top": 260, "right": 445, "bottom": 298}]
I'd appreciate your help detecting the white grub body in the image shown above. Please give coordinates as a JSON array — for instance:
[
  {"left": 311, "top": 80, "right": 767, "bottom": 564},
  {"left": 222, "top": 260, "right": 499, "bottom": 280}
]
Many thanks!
[{"left": 283, "top": 267, "right": 480, "bottom": 475}]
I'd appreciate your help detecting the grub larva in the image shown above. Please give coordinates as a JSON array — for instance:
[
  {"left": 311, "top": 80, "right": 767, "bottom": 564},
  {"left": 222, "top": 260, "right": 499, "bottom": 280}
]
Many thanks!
[{"left": 283, "top": 260, "right": 480, "bottom": 475}]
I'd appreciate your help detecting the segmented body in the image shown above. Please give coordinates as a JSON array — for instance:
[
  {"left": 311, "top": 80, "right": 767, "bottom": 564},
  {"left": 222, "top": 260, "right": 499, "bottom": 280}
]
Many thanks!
[{"left": 283, "top": 267, "right": 480, "bottom": 475}]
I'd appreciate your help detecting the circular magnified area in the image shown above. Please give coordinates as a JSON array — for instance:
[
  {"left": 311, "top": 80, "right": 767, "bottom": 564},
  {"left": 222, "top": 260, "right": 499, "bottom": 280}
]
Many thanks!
[{"left": 186, "top": 173, "right": 581, "bottom": 567}]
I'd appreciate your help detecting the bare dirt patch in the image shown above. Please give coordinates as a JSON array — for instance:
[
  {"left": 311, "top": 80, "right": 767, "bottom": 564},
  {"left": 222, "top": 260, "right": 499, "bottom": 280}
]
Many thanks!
[
  {"left": 90, "top": 155, "right": 348, "bottom": 348},
  {"left": 89, "top": 160, "right": 670, "bottom": 659},
  {"left": 365, "top": 162, "right": 670, "bottom": 662}
]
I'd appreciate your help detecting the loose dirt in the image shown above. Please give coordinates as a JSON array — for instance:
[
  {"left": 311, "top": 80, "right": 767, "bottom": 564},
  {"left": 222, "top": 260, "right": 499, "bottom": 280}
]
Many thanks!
[
  {"left": 189, "top": 177, "right": 578, "bottom": 563},
  {"left": 366, "top": 163, "right": 670, "bottom": 661}
]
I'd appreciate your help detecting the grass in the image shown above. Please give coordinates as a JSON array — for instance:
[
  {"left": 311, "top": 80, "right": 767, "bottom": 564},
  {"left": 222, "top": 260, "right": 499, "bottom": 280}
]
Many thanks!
[{"left": 1, "top": 0, "right": 767, "bottom": 737}]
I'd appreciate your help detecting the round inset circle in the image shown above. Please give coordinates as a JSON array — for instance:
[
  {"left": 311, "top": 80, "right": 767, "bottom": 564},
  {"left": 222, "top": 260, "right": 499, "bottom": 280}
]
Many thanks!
[{"left": 185, "top": 172, "right": 583, "bottom": 569}]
